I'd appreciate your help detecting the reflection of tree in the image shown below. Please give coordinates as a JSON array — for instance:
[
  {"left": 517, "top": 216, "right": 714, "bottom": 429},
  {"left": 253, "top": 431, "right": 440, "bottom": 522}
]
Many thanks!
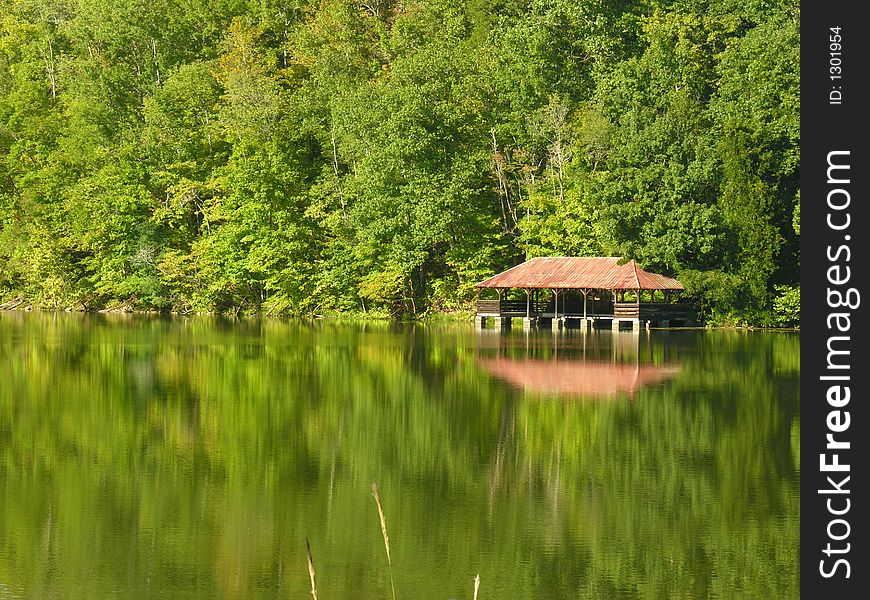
[{"left": 0, "top": 314, "right": 798, "bottom": 598}]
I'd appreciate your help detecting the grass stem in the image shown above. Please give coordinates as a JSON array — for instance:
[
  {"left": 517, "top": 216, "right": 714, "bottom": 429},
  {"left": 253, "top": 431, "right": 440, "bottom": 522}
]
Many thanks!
[
  {"left": 305, "top": 537, "right": 318, "bottom": 600},
  {"left": 372, "top": 482, "right": 397, "bottom": 600}
]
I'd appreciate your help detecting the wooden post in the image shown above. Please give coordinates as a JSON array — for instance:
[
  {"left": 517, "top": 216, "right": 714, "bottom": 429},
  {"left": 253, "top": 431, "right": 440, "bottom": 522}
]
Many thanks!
[
  {"left": 525, "top": 289, "right": 530, "bottom": 318},
  {"left": 582, "top": 289, "right": 588, "bottom": 319},
  {"left": 636, "top": 289, "right": 641, "bottom": 323}
]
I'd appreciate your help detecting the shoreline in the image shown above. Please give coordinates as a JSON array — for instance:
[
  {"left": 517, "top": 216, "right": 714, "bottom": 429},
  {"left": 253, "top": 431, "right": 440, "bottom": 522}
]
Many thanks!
[{"left": 0, "top": 303, "right": 799, "bottom": 331}]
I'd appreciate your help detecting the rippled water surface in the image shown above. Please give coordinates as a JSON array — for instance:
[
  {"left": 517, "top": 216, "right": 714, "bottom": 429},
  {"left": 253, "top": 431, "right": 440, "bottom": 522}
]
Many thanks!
[{"left": 0, "top": 313, "right": 799, "bottom": 598}]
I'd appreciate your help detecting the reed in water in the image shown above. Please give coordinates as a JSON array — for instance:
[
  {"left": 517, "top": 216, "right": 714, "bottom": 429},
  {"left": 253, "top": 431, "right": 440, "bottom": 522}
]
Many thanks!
[
  {"left": 306, "top": 537, "right": 318, "bottom": 600},
  {"left": 372, "top": 482, "right": 397, "bottom": 600}
]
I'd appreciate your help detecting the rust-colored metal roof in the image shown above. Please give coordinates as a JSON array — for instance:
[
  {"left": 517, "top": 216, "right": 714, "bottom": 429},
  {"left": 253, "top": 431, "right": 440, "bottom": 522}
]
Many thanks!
[
  {"left": 477, "top": 357, "right": 682, "bottom": 398},
  {"left": 474, "top": 257, "right": 684, "bottom": 290}
]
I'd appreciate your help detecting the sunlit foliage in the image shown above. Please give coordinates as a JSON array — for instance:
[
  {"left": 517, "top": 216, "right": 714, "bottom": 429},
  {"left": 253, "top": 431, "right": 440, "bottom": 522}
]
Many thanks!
[{"left": 0, "top": 1, "right": 799, "bottom": 323}]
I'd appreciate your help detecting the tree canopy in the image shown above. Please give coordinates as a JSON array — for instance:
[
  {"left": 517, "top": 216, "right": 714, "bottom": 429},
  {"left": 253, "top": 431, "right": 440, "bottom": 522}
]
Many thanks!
[{"left": 0, "top": 0, "right": 800, "bottom": 324}]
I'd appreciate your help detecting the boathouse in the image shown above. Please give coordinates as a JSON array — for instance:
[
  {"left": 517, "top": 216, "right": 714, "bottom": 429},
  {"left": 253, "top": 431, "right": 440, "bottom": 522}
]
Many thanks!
[{"left": 474, "top": 257, "right": 693, "bottom": 330}]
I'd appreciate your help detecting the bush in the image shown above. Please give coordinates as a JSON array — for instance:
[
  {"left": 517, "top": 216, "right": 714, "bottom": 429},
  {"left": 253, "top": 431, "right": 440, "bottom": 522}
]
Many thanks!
[{"left": 772, "top": 285, "right": 800, "bottom": 327}]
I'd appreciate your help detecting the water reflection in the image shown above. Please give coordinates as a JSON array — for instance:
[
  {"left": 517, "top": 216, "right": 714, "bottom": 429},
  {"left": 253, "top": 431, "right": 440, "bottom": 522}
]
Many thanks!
[
  {"left": 478, "top": 357, "right": 681, "bottom": 398},
  {"left": 0, "top": 313, "right": 799, "bottom": 599},
  {"left": 476, "top": 329, "right": 681, "bottom": 398}
]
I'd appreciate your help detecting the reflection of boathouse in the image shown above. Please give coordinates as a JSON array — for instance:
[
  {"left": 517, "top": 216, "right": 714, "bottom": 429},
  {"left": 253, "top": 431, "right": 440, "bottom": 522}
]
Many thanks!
[
  {"left": 475, "top": 257, "right": 693, "bottom": 331},
  {"left": 478, "top": 357, "right": 681, "bottom": 398},
  {"left": 475, "top": 327, "right": 682, "bottom": 398}
]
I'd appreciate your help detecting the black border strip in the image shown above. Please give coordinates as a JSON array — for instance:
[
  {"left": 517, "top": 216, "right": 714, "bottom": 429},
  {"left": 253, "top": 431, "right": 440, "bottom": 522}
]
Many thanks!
[{"left": 801, "top": 2, "right": 868, "bottom": 596}]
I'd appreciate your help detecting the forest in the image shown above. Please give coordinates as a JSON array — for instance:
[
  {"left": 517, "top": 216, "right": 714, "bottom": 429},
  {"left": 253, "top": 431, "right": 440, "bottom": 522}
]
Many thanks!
[{"left": 0, "top": 0, "right": 800, "bottom": 325}]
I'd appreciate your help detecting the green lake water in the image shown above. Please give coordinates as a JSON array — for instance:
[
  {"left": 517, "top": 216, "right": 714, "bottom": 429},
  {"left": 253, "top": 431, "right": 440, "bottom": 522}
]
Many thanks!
[{"left": 0, "top": 312, "right": 799, "bottom": 599}]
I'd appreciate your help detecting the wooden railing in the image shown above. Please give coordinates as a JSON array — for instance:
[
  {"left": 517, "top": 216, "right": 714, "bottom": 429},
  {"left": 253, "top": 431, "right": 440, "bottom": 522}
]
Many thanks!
[
  {"left": 476, "top": 300, "right": 501, "bottom": 314},
  {"left": 613, "top": 303, "right": 640, "bottom": 318},
  {"left": 615, "top": 303, "right": 693, "bottom": 320},
  {"left": 477, "top": 300, "right": 550, "bottom": 316},
  {"left": 638, "top": 303, "right": 694, "bottom": 321},
  {"left": 478, "top": 299, "right": 693, "bottom": 322}
]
